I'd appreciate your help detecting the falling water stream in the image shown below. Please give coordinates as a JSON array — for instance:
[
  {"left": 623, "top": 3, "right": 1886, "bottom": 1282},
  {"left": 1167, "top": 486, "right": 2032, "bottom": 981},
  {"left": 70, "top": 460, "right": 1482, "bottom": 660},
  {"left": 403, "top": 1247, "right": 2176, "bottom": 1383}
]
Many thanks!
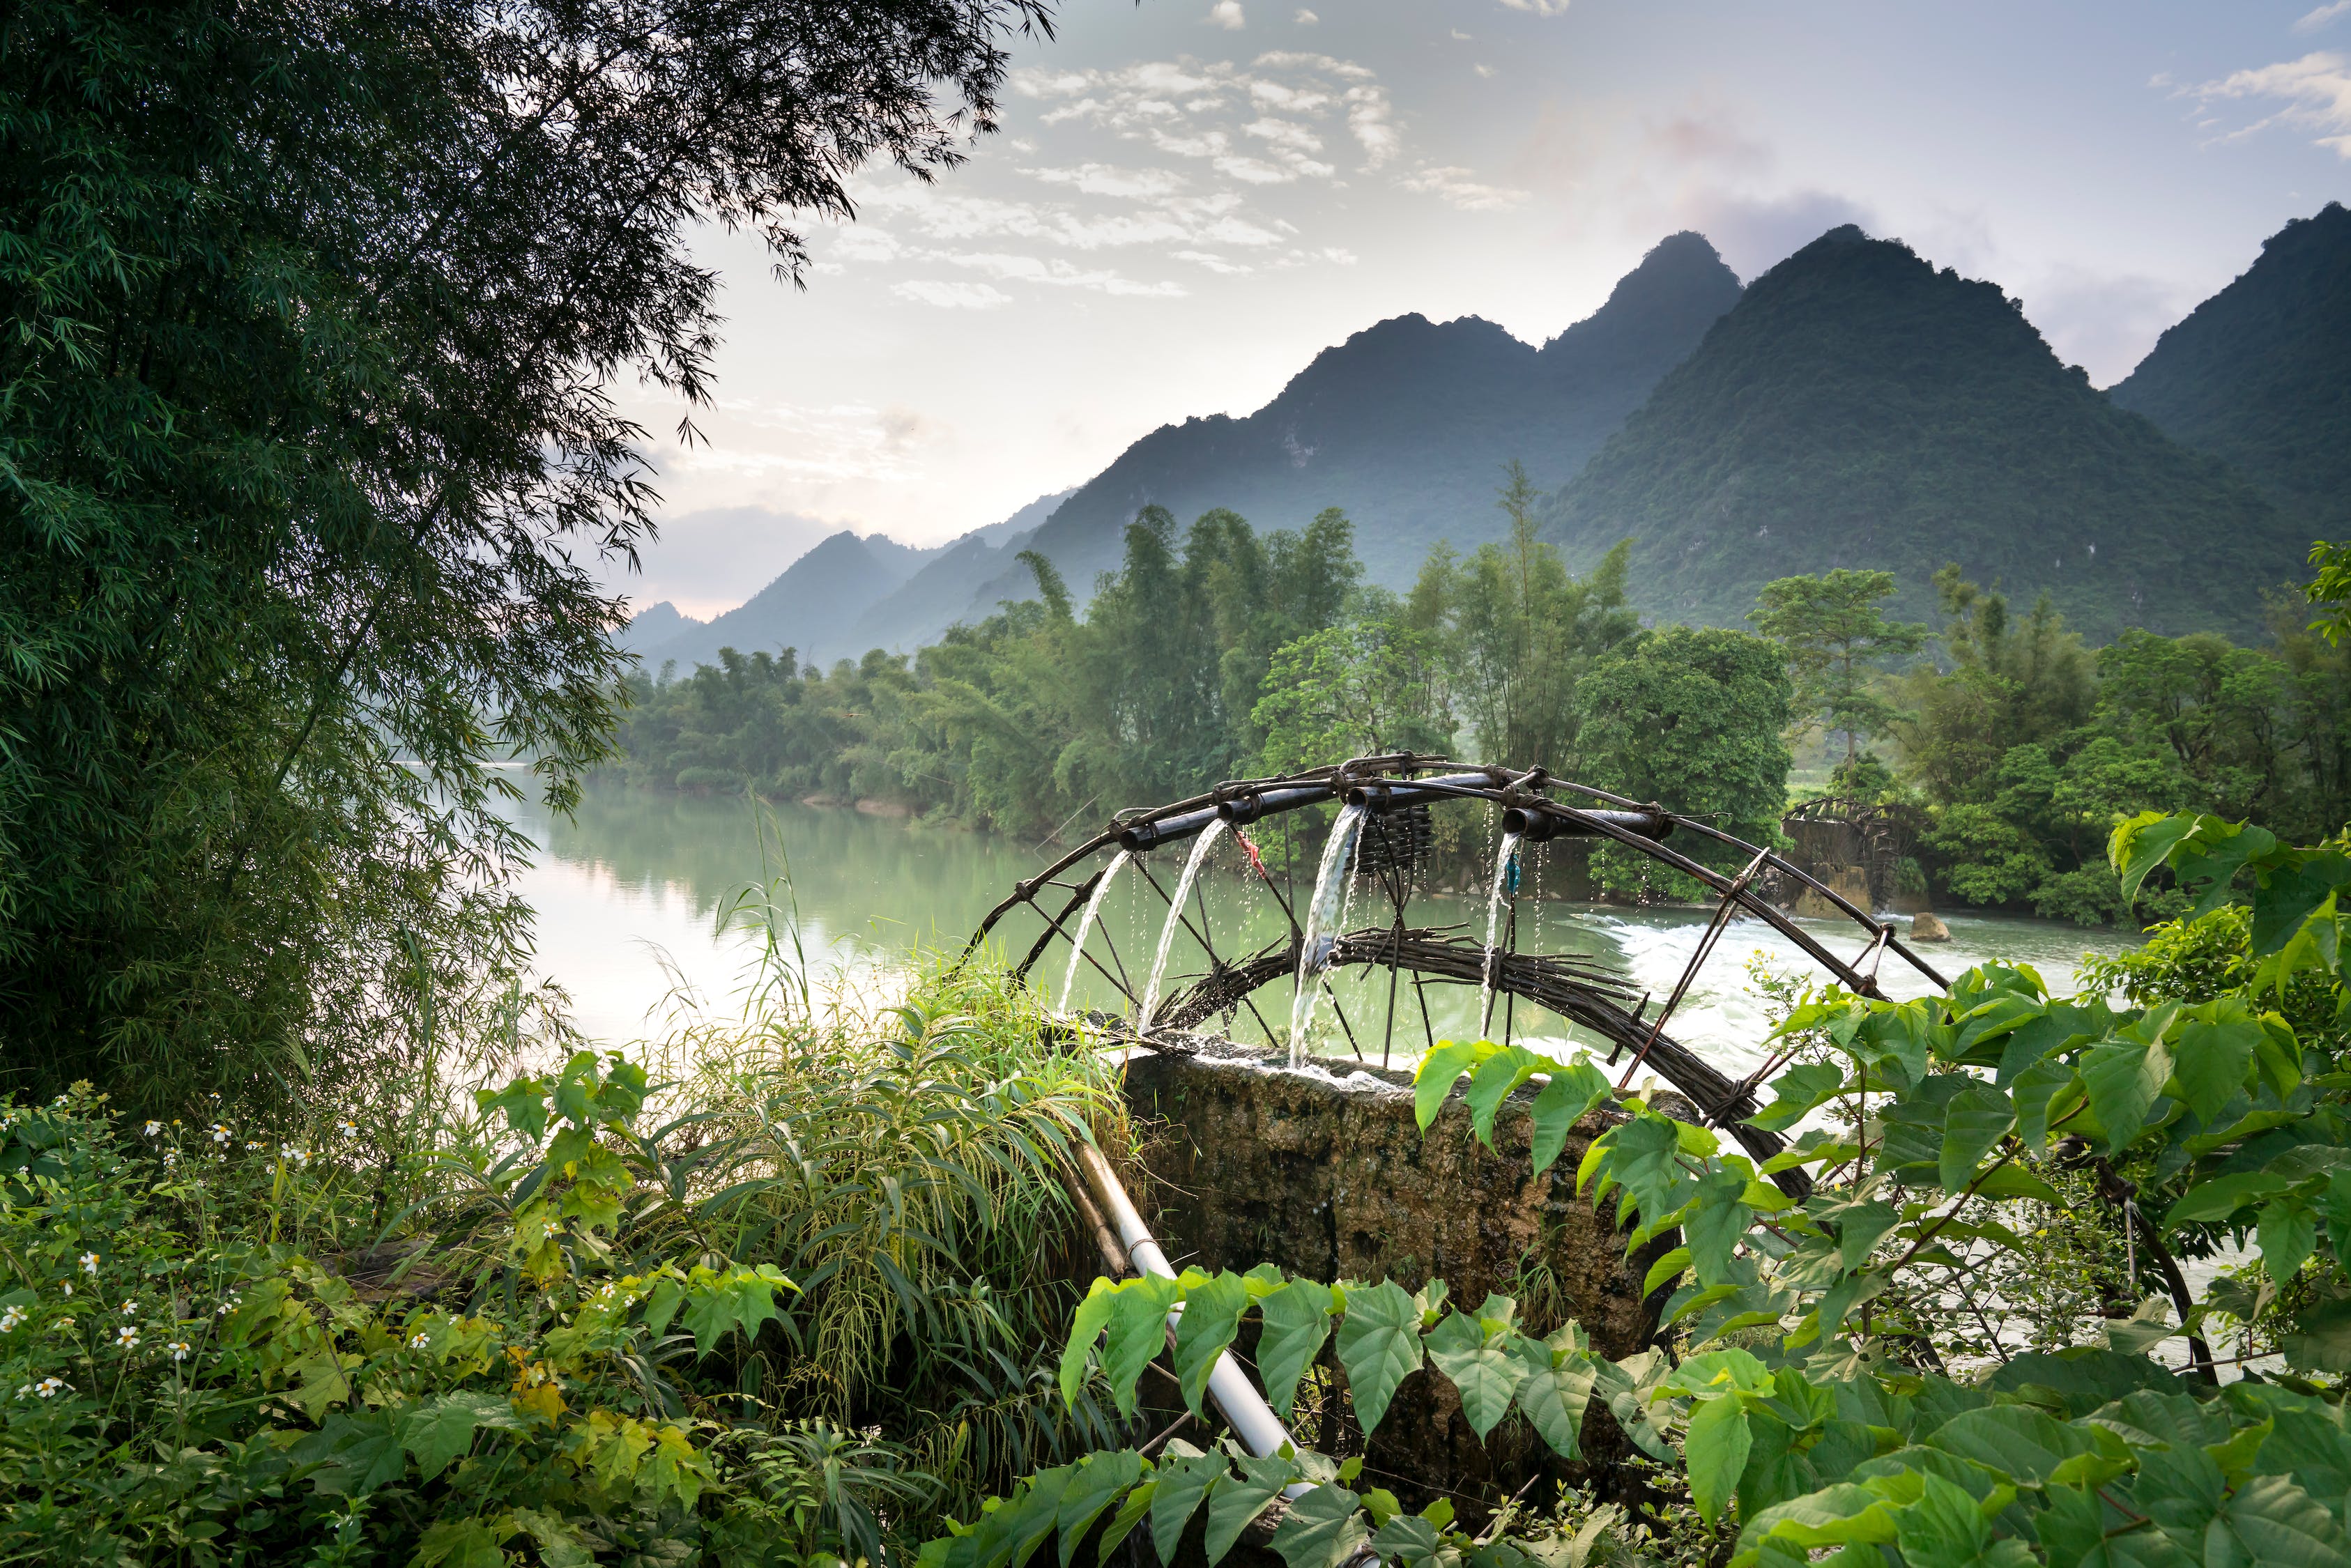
[
  {"left": 1136, "top": 820, "right": 1228, "bottom": 1036},
  {"left": 1057, "top": 849, "right": 1133, "bottom": 1014},
  {"left": 1287, "top": 802, "right": 1367, "bottom": 1067},
  {"left": 1476, "top": 831, "right": 1522, "bottom": 1037}
]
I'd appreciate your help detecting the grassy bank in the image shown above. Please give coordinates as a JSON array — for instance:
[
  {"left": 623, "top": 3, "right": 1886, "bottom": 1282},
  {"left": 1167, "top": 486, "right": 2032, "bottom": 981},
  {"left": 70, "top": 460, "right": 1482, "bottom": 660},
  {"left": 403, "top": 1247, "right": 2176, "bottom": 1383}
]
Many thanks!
[{"left": 0, "top": 960, "right": 1128, "bottom": 1565}]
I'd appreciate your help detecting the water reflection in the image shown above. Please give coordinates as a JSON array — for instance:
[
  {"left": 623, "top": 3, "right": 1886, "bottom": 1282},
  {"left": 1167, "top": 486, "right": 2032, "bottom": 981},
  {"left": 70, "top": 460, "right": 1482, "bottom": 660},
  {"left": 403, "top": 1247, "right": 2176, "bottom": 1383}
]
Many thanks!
[{"left": 508, "top": 785, "right": 2142, "bottom": 1075}]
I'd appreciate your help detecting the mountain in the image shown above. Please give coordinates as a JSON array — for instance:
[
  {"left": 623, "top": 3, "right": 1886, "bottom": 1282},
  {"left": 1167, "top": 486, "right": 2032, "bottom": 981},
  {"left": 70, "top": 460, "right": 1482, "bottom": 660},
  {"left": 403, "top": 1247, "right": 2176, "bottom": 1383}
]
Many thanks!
[
  {"left": 844, "top": 488, "right": 1072, "bottom": 655},
  {"left": 955, "top": 231, "right": 1743, "bottom": 613},
  {"left": 2111, "top": 201, "right": 2351, "bottom": 539},
  {"left": 645, "top": 530, "right": 924, "bottom": 670},
  {"left": 1542, "top": 225, "right": 2300, "bottom": 640},
  {"left": 617, "top": 601, "right": 701, "bottom": 657}
]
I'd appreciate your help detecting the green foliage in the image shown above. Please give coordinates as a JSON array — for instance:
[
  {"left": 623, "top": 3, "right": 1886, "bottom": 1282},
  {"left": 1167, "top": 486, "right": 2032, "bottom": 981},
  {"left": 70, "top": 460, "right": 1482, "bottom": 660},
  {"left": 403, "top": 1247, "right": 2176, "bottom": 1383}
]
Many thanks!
[
  {"left": 1752, "top": 569, "right": 1929, "bottom": 764},
  {"left": 1571, "top": 625, "right": 1794, "bottom": 898},
  {"left": 0, "top": 954, "right": 1134, "bottom": 1563},
  {"left": 1402, "top": 465, "right": 1641, "bottom": 771},
  {"left": 1543, "top": 224, "right": 2306, "bottom": 640},
  {"left": 0, "top": 0, "right": 1050, "bottom": 1114},
  {"left": 1892, "top": 568, "right": 2351, "bottom": 923},
  {"left": 941, "top": 806, "right": 2351, "bottom": 1568},
  {"left": 2111, "top": 201, "right": 2351, "bottom": 539},
  {"left": 612, "top": 507, "right": 1363, "bottom": 838}
]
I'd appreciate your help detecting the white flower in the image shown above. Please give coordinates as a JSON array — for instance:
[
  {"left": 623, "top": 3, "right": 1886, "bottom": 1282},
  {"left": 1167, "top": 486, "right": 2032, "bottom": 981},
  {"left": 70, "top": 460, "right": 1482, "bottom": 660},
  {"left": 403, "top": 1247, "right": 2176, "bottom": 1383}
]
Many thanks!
[
  {"left": 408, "top": 1332, "right": 431, "bottom": 1350},
  {"left": 114, "top": 1325, "right": 140, "bottom": 1350},
  {"left": 0, "top": 1305, "right": 25, "bottom": 1332},
  {"left": 78, "top": 1253, "right": 98, "bottom": 1277},
  {"left": 118, "top": 1299, "right": 136, "bottom": 1315},
  {"left": 210, "top": 1124, "right": 231, "bottom": 1146},
  {"left": 339, "top": 1119, "right": 359, "bottom": 1137},
  {"left": 166, "top": 1340, "right": 192, "bottom": 1362},
  {"left": 215, "top": 1294, "right": 240, "bottom": 1316},
  {"left": 144, "top": 1121, "right": 161, "bottom": 1137},
  {"left": 20, "top": 1376, "right": 68, "bottom": 1399}
]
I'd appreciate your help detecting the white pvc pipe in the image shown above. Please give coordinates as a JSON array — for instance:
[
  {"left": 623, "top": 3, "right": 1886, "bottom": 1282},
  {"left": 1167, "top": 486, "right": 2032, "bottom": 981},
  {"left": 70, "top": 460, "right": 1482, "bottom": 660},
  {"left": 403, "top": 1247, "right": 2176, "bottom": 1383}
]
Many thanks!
[{"left": 1072, "top": 1141, "right": 1315, "bottom": 1500}]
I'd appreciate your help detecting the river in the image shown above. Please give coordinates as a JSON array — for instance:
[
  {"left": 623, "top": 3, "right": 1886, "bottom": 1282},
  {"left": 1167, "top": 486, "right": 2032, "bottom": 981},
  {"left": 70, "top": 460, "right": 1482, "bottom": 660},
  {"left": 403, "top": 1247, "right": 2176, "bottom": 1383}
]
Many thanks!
[{"left": 509, "top": 785, "right": 2142, "bottom": 1079}]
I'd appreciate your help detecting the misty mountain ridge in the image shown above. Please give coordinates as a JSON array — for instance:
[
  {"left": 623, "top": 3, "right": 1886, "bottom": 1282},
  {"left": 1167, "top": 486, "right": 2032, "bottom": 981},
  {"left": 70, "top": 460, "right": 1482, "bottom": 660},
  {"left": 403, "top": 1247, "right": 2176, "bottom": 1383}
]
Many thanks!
[
  {"left": 961, "top": 229, "right": 1745, "bottom": 611},
  {"left": 2111, "top": 200, "right": 2351, "bottom": 538},
  {"left": 630, "top": 208, "right": 2348, "bottom": 673},
  {"left": 1542, "top": 222, "right": 2304, "bottom": 640}
]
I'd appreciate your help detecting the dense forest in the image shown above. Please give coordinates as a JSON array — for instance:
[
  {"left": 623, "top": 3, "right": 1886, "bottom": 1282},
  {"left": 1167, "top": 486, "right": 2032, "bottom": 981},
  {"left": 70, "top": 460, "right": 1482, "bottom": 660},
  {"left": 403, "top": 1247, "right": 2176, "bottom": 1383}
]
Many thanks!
[
  {"left": 1542, "top": 225, "right": 2307, "bottom": 639},
  {"left": 611, "top": 466, "right": 2351, "bottom": 923}
]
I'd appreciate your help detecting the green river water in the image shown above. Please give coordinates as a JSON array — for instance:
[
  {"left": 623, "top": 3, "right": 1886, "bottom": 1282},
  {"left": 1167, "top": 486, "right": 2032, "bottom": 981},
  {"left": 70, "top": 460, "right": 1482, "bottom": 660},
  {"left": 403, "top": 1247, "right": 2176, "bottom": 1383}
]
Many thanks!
[{"left": 510, "top": 785, "right": 2142, "bottom": 1079}]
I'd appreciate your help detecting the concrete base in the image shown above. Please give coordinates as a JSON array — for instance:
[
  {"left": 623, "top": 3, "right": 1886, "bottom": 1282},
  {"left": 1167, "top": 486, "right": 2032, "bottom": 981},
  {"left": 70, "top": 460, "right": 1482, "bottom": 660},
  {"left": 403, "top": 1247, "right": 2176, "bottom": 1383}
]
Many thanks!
[{"left": 1120, "top": 1038, "right": 1669, "bottom": 1520}]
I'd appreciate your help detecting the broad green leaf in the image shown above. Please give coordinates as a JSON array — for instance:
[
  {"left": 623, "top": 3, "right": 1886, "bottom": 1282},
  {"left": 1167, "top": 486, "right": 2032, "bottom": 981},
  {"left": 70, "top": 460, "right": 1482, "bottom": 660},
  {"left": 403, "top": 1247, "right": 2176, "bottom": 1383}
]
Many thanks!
[
  {"left": 682, "top": 1267, "right": 786, "bottom": 1357},
  {"left": 2163, "top": 1171, "right": 2290, "bottom": 1229},
  {"left": 1059, "top": 1279, "right": 1121, "bottom": 1408},
  {"left": 2082, "top": 1028, "right": 2173, "bottom": 1151},
  {"left": 1970, "top": 1164, "right": 2063, "bottom": 1204},
  {"left": 1056, "top": 1450, "right": 1143, "bottom": 1568},
  {"left": 1464, "top": 1047, "right": 1545, "bottom": 1146},
  {"left": 1747, "top": 1061, "right": 1845, "bottom": 1133},
  {"left": 2284, "top": 1300, "right": 2351, "bottom": 1374},
  {"left": 509, "top": 1508, "right": 594, "bottom": 1568},
  {"left": 1683, "top": 1394, "right": 1750, "bottom": 1526},
  {"left": 1739, "top": 1482, "right": 1902, "bottom": 1552},
  {"left": 1102, "top": 1275, "right": 1179, "bottom": 1417},
  {"left": 1685, "top": 1165, "right": 1754, "bottom": 1286},
  {"left": 2208, "top": 1473, "right": 2351, "bottom": 1568},
  {"left": 1510, "top": 1334, "right": 1594, "bottom": 1460},
  {"left": 401, "top": 1391, "right": 518, "bottom": 1480},
  {"left": 1926, "top": 1404, "right": 2094, "bottom": 1484},
  {"left": 2104, "top": 1299, "right": 2180, "bottom": 1356},
  {"left": 1097, "top": 1478, "right": 1156, "bottom": 1566},
  {"left": 1256, "top": 1280, "right": 1335, "bottom": 1420},
  {"left": 1150, "top": 1448, "right": 1223, "bottom": 1565},
  {"left": 1423, "top": 1312, "right": 1523, "bottom": 1439},
  {"left": 1527, "top": 1056, "right": 1614, "bottom": 1175},
  {"left": 2170, "top": 1001, "right": 2263, "bottom": 1125},
  {"left": 2010, "top": 1056, "right": 2076, "bottom": 1155},
  {"left": 1268, "top": 1484, "right": 1368, "bottom": 1568},
  {"left": 2261, "top": 1199, "right": 2318, "bottom": 1288},
  {"left": 1204, "top": 1453, "right": 1293, "bottom": 1567},
  {"left": 2111, "top": 811, "right": 2198, "bottom": 907},
  {"left": 1938, "top": 1082, "right": 2013, "bottom": 1192},
  {"left": 1641, "top": 1246, "right": 1692, "bottom": 1298},
  {"left": 1333, "top": 1280, "right": 1424, "bottom": 1435},
  {"left": 412, "top": 1519, "right": 506, "bottom": 1568},
  {"left": 1367, "top": 1516, "right": 1446, "bottom": 1568},
  {"left": 1892, "top": 1470, "right": 2015, "bottom": 1568},
  {"left": 1172, "top": 1271, "right": 1251, "bottom": 1417},
  {"left": 1413, "top": 1040, "right": 1481, "bottom": 1130},
  {"left": 290, "top": 1411, "right": 407, "bottom": 1497},
  {"left": 1000, "top": 1466, "right": 1075, "bottom": 1568}
]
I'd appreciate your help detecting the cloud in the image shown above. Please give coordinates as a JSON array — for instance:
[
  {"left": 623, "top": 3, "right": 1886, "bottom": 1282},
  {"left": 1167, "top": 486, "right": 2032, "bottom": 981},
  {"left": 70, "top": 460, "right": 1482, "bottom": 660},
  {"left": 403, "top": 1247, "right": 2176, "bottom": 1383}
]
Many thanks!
[
  {"left": 2187, "top": 51, "right": 2351, "bottom": 156},
  {"left": 1474, "top": 64, "right": 1496, "bottom": 79},
  {"left": 1496, "top": 0, "right": 1571, "bottom": 13},
  {"left": 2297, "top": 2, "right": 2351, "bottom": 34},
  {"left": 931, "top": 252, "right": 1189, "bottom": 296},
  {"left": 892, "top": 279, "right": 1013, "bottom": 309},
  {"left": 1671, "top": 188, "right": 1881, "bottom": 279},
  {"left": 1026, "top": 162, "right": 1190, "bottom": 199},
  {"left": 2014, "top": 267, "right": 2193, "bottom": 388},
  {"left": 1401, "top": 164, "right": 1529, "bottom": 211},
  {"left": 1293, "top": 6, "right": 1317, "bottom": 21},
  {"left": 1208, "top": 1, "right": 1245, "bottom": 29}
]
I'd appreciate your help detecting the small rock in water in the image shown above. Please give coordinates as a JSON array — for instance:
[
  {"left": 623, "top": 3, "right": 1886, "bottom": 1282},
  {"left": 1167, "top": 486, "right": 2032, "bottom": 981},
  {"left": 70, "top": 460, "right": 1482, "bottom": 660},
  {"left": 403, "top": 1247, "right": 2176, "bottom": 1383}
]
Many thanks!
[{"left": 1911, "top": 912, "right": 1951, "bottom": 943}]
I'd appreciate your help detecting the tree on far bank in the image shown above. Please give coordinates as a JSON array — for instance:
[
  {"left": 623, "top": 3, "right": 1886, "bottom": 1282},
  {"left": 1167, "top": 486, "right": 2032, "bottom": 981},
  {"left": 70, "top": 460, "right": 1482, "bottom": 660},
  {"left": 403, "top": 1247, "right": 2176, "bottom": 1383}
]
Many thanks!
[{"left": 1750, "top": 568, "right": 1929, "bottom": 765}]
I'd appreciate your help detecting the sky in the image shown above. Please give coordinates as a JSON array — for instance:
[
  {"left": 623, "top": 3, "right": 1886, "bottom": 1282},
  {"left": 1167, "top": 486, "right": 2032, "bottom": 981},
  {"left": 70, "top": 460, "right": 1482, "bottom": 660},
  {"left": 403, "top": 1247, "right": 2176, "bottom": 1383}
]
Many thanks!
[{"left": 613, "top": 0, "right": 2351, "bottom": 619}]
